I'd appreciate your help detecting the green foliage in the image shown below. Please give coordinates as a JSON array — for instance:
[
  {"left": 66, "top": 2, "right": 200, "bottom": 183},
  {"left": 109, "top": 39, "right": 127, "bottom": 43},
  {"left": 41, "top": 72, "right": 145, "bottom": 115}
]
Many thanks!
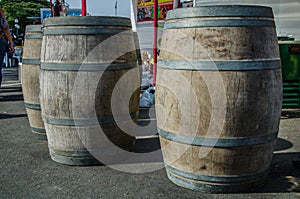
[{"left": 0, "top": 0, "right": 49, "bottom": 35}]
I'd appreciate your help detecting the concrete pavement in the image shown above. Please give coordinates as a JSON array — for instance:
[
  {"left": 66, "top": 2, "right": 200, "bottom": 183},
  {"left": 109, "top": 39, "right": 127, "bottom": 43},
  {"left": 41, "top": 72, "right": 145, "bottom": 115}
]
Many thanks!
[{"left": 0, "top": 67, "right": 299, "bottom": 198}]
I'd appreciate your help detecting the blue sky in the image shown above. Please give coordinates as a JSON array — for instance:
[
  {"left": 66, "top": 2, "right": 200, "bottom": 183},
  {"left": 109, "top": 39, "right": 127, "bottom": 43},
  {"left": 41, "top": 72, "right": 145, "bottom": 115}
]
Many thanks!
[{"left": 67, "top": 0, "right": 131, "bottom": 17}]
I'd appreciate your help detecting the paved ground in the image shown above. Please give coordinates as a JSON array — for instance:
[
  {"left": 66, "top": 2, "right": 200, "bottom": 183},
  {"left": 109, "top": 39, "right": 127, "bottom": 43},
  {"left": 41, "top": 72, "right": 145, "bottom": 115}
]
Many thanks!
[{"left": 0, "top": 67, "right": 300, "bottom": 198}]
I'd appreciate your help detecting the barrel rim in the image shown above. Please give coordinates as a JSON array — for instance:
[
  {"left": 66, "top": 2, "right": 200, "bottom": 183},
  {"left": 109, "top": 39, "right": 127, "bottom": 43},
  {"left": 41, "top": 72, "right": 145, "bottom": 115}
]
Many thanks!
[
  {"left": 163, "top": 18, "right": 275, "bottom": 28},
  {"left": 166, "top": 169, "right": 267, "bottom": 193},
  {"left": 31, "top": 128, "right": 47, "bottom": 140},
  {"left": 165, "top": 164, "right": 270, "bottom": 183},
  {"left": 25, "top": 25, "right": 42, "bottom": 33},
  {"left": 25, "top": 34, "right": 43, "bottom": 39},
  {"left": 31, "top": 127, "right": 46, "bottom": 134},
  {"left": 43, "top": 27, "right": 132, "bottom": 35},
  {"left": 24, "top": 102, "right": 41, "bottom": 110},
  {"left": 49, "top": 148, "right": 101, "bottom": 166},
  {"left": 166, "top": 5, "right": 274, "bottom": 20},
  {"left": 43, "top": 16, "right": 132, "bottom": 28},
  {"left": 22, "top": 59, "right": 41, "bottom": 66}
]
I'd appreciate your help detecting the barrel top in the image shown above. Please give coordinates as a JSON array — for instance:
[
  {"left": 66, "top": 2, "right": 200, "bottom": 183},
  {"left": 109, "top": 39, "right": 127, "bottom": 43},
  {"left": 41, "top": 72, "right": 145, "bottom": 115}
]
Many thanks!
[
  {"left": 43, "top": 16, "right": 132, "bottom": 28},
  {"left": 166, "top": 5, "right": 274, "bottom": 20},
  {"left": 25, "top": 25, "right": 42, "bottom": 33}
]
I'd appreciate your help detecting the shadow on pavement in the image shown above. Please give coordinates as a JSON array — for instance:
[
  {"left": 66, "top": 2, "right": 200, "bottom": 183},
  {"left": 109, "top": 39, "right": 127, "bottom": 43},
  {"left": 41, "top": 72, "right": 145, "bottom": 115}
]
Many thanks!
[
  {"left": 0, "top": 86, "right": 22, "bottom": 93},
  {"left": 259, "top": 152, "right": 300, "bottom": 193},
  {"left": 274, "top": 138, "right": 294, "bottom": 151},
  {"left": 134, "top": 137, "right": 161, "bottom": 154},
  {"left": 138, "top": 107, "right": 156, "bottom": 119},
  {"left": 88, "top": 137, "right": 163, "bottom": 166},
  {"left": 281, "top": 110, "right": 300, "bottom": 119},
  {"left": 0, "top": 94, "right": 24, "bottom": 101},
  {"left": 0, "top": 113, "right": 27, "bottom": 120},
  {"left": 137, "top": 107, "right": 158, "bottom": 137}
]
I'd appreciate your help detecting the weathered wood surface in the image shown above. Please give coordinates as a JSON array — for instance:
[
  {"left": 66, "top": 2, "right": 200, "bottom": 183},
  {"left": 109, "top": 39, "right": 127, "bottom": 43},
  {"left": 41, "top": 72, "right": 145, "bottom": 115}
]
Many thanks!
[
  {"left": 40, "top": 17, "right": 140, "bottom": 166},
  {"left": 22, "top": 25, "right": 46, "bottom": 140},
  {"left": 156, "top": 6, "right": 283, "bottom": 192}
]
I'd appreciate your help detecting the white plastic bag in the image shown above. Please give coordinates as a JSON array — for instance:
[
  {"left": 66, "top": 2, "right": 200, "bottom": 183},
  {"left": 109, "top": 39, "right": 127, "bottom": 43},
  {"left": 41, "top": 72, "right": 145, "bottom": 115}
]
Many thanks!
[{"left": 139, "top": 86, "right": 155, "bottom": 107}]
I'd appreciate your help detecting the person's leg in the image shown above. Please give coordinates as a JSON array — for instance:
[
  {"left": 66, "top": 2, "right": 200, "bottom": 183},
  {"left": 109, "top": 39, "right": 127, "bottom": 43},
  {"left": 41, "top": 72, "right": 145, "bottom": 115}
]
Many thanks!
[{"left": 0, "top": 39, "right": 7, "bottom": 88}]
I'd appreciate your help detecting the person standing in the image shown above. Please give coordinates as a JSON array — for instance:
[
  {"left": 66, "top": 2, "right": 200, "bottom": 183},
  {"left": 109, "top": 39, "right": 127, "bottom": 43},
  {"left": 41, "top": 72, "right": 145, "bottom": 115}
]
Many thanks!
[
  {"left": 0, "top": 6, "right": 14, "bottom": 88},
  {"left": 53, "top": 0, "right": 62, "bottom": 17}
]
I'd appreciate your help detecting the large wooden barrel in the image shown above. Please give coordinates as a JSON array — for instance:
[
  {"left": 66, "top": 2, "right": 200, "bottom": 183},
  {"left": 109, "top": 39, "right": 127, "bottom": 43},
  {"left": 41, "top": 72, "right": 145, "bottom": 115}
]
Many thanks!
[
  {"left": 40, "top": 17, "right": 140, "bottom": 166},
  {"left": 22, "top": 25, "right": 46, "bottom": 140},
  {"left": 156, "top": 5, "right": 282, "bottom": 192}
]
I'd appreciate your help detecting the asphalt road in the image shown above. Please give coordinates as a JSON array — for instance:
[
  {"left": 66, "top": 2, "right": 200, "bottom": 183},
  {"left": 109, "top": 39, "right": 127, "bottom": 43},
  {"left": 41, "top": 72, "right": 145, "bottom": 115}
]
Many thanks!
[{"left": 0, "top": 67, "right": 299, "bottom": 198}]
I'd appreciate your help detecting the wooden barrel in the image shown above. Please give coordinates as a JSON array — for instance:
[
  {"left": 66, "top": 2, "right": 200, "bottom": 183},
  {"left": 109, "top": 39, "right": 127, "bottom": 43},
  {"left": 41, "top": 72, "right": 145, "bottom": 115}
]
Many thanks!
[
  {"left": 22, "top": 25, "right": 46, "bottom": 140},
  {"left": 156, "top": 5, "right": 282, "bottom": 193},
  {"left": 40, "top": 17, "right": 140, "bottom": 166}
]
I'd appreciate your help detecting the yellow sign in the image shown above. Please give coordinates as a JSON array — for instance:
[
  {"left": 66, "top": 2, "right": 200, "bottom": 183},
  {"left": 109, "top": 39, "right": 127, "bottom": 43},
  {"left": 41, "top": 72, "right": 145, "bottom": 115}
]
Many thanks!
[{"left": 137, "top": 0, "right": 174, "bottom": 7}]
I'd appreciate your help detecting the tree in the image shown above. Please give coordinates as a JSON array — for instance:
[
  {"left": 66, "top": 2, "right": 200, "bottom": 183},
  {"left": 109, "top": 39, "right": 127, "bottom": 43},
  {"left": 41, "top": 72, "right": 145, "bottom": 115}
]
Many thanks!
[{"left": 0, "top": 0, "right": 49, "bottom": 35}]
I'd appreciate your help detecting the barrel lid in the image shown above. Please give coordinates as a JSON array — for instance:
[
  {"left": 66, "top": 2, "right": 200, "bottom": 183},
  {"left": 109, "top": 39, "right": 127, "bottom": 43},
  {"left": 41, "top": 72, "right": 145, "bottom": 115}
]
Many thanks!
[
  {"left": 166, "top": 5, "right": 274, "bottom": 20},
  {"left": 25, "top": 25, "right": 42, "bottom": 33},
  {"left": 43, "top": 16, "right": 132, "bottom": 28}
]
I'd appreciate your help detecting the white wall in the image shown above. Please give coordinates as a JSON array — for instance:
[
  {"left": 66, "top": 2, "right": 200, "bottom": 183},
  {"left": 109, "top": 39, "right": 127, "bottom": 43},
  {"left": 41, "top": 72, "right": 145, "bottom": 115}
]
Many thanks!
[
  {"left": 135, "top": 22, "right": 165, "bottom": 52},
  {"left": 130, "top": 0, "right": 173, "bottom": 52},
  {"left": 193, "top": 0, "right": 300, "bottom": 40}
]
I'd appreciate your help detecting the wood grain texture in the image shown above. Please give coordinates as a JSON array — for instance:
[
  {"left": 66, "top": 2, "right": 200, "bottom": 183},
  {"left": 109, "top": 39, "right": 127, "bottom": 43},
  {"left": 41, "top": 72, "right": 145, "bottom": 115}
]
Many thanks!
[
  {"left": 22, "top": 25, "right": 46, "bottom": 140},
  {"left": 156, "top": 69, "right": 282, "bottom": 138},
  {"left": 40, "top": 17, "right": 140, "bottom": 165},
  {"left": 156, "top": 9, "right": 283, "bottom": 192},
  {"left": 160, "top": 27, "right": 279, "bottom": 61}
]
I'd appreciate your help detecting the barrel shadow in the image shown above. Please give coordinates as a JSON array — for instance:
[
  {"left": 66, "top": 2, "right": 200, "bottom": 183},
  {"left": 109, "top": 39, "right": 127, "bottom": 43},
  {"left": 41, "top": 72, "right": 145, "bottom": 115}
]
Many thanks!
[
  {"left": 0, "top": 94, "right": 24, "bottom": 102},
  {"left": 93, "top": 137, "right": 163, "bottom": 166},
  {"left": 85, "top": 106, "right": 161, "bottom": 166},
  {"left": 214, "top": 152, "right": 300, "bottom": 194},
  {"left": 137, "top": 107, "right": 158, "bottom": 137},
  {"left": 138, "top": 107, "right": 156, "bottom": 120},
  {"left": 274, "top": 138, "right": 293, "bottom": 151},
  {"left": 0, "top": 87, "right": 22, "bottom": 93},
  {"left": 2, "top": 73, "right": 19, "bottom": 82},
  {"left": 0, "top": 113, "right": 27, "bottom": 120},
  {"left": 256, "top": 152, "right": 300, "bottom": 193},
  {"left": 126, "top": 137, "right": 163, "bottom": 164},
  {"left": 133, "top": 137, "right": 161, "bottom": 154},
  {"left": 281, "top": 110, "right": 300, "bottom": 119}
]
